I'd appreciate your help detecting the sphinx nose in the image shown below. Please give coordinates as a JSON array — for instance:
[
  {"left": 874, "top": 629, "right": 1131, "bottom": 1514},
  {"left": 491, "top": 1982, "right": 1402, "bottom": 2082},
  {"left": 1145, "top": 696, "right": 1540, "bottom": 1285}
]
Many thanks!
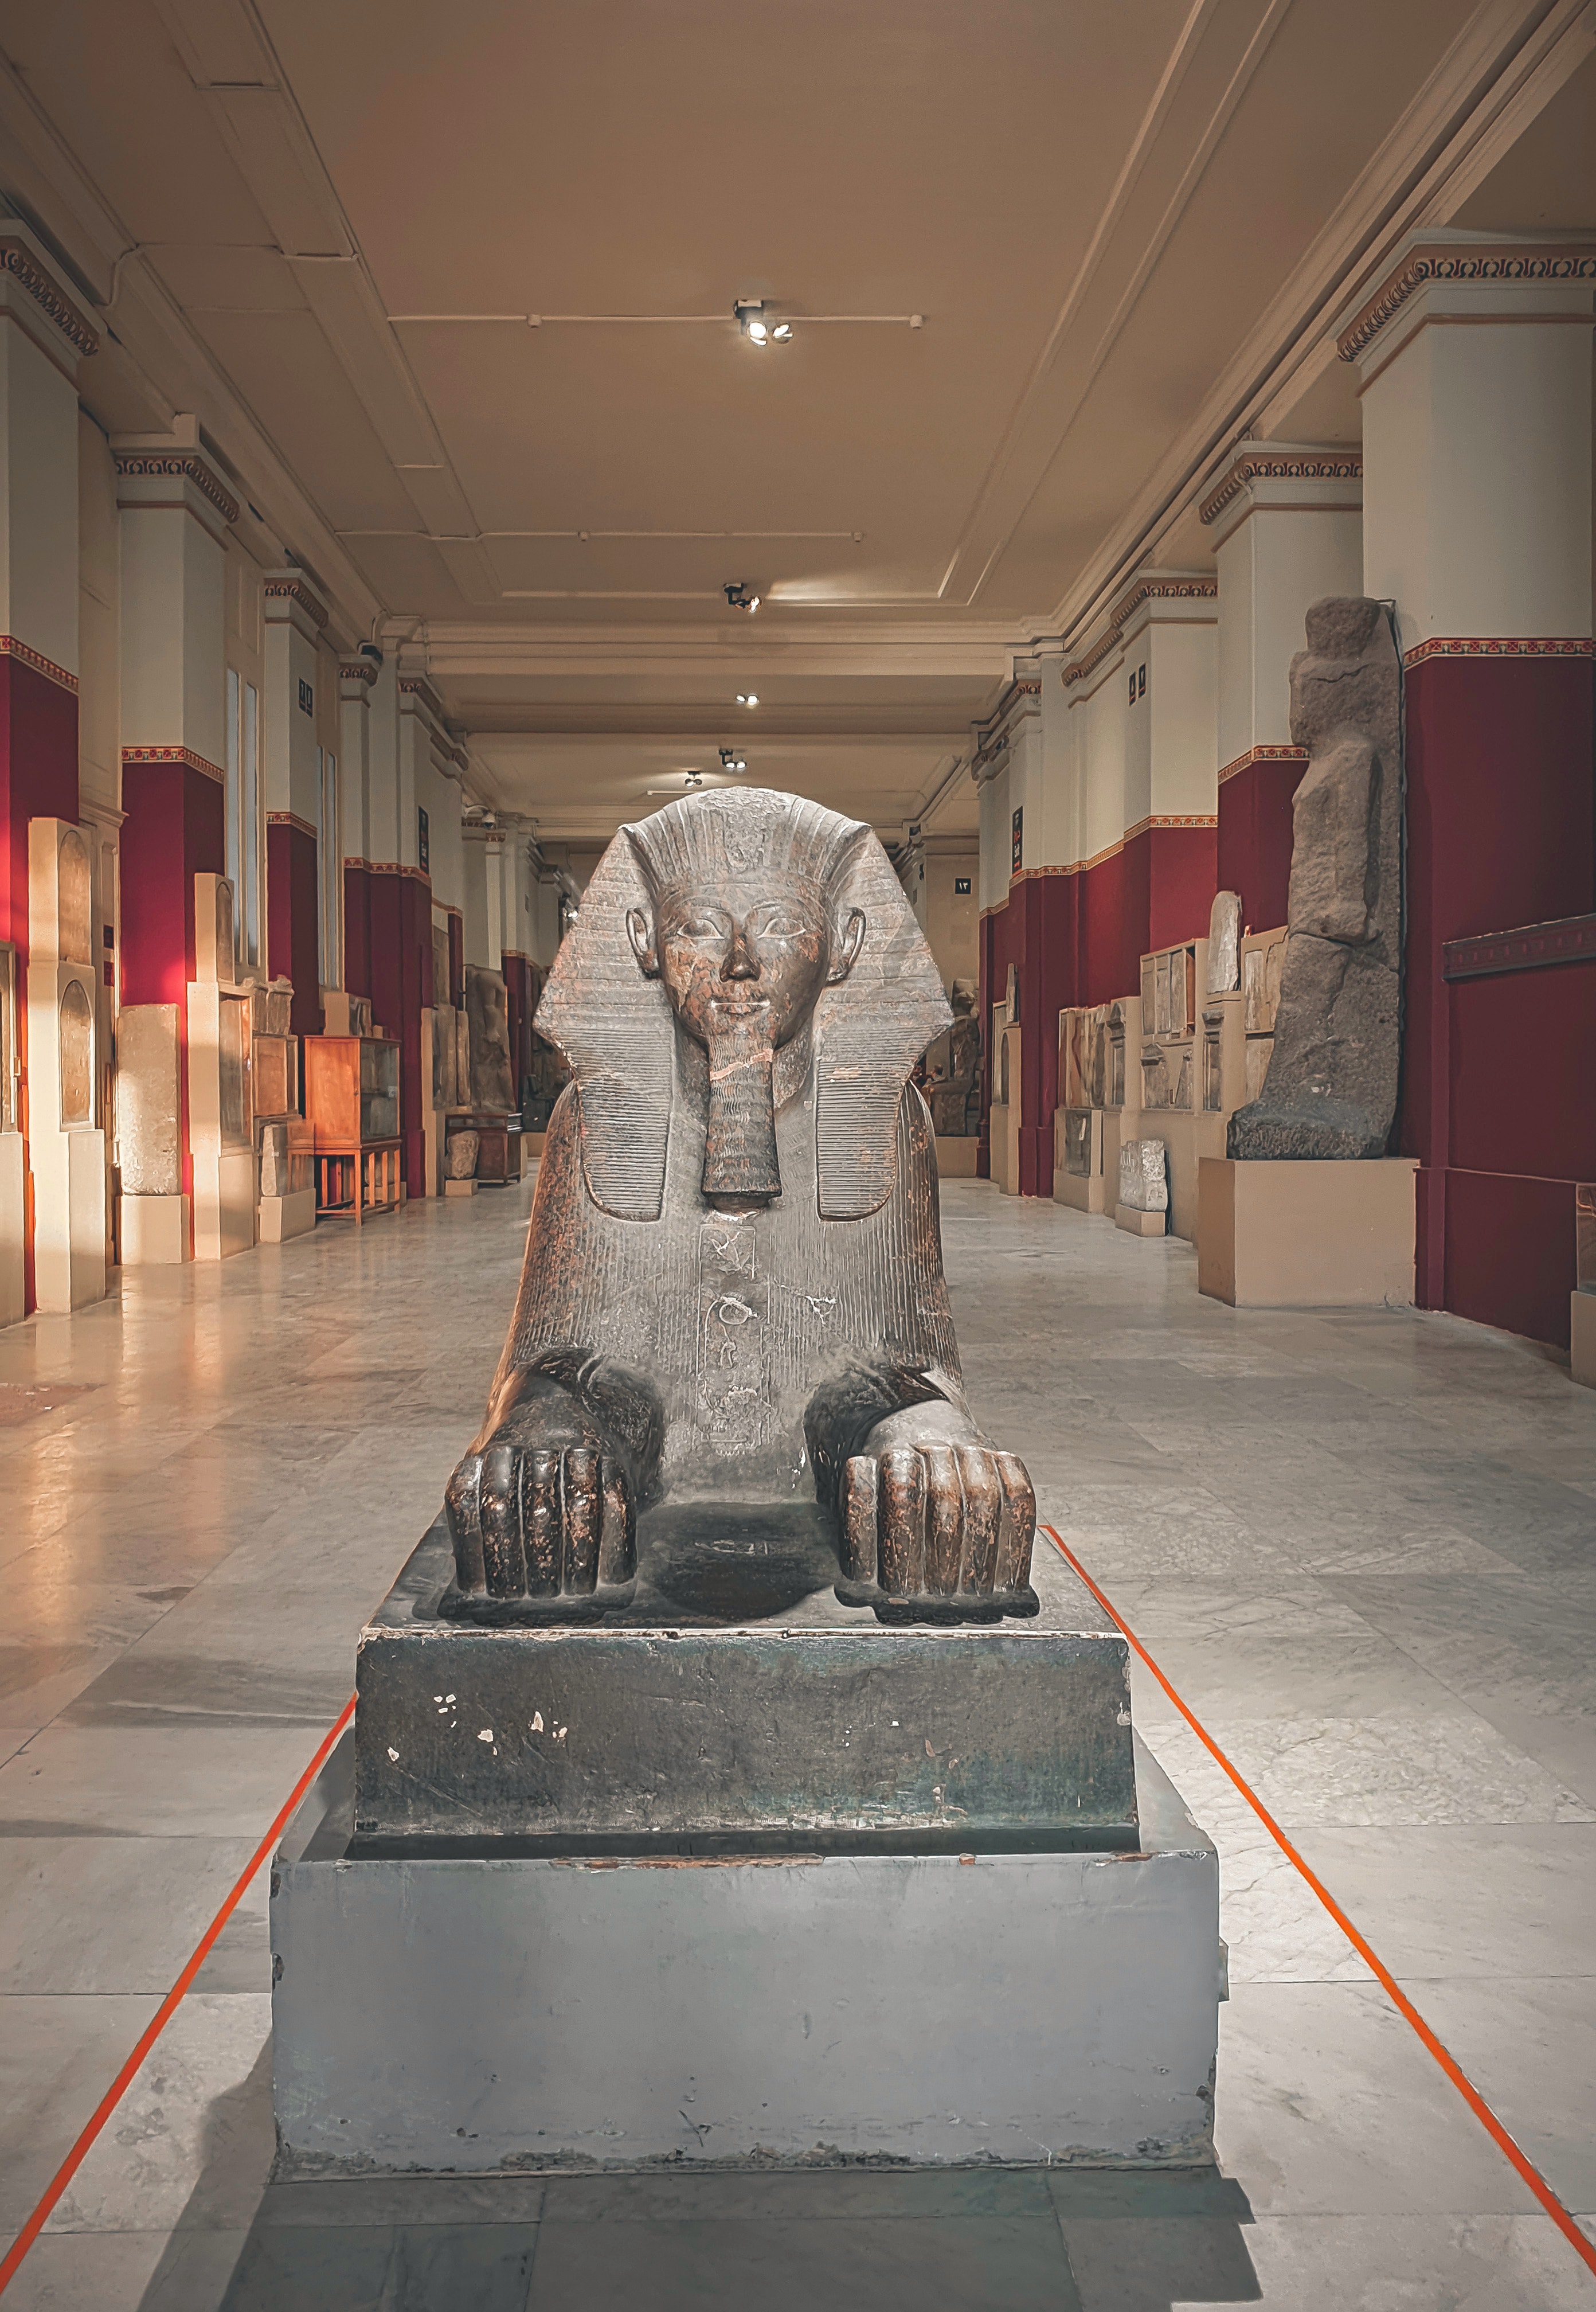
[{"left": 721, "top": 924, "right": 760, "bottom": 981}]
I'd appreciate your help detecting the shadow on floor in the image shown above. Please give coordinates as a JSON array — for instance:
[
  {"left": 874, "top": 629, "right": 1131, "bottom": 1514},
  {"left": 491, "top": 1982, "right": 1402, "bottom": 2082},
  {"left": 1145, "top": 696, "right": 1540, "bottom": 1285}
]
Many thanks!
[{"left": 139, "top": 2150, "right": 1259, "bottom": 2311}]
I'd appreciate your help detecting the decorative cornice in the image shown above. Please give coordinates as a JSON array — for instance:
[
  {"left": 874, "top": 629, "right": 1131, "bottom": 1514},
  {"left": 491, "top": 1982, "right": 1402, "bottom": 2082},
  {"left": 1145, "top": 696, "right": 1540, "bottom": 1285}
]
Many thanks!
[
  {"left": 121, "top": 743, "right": 224, "bottom": 785},
  {"left": 263, "top": 576, "right": 328, "bottom": 627},
  {"left": 1403, "top": 635, "right": 1595, "bottom": 667},
  {"left": 113, "top": 454, "right": 239, "bottom": 526},
  {"left": 1062, "top": 575, "right": 1216, "bottom": 688},
  {"left": 995, "top": 814, "right": 1219, "bottom": 891},
  {"left": 1218, "top": 743, "right": 1308, "bottom": 786},
  {"left": 0, "top": 238, "right": 99, "bottom": 358},
  {"left": 1339, "top": 244, "right": 1596, "bottom": 364},
  {"left": 345, "top": 856, "right": 432, "bottom": 884},
  {"left": 398, "top": 673, "right": 448, "bottom": 725},
  {"left": 1199, "top": 453, "right": 1362, "bottom": 528},
  {"left": 1443, "top": 911, "right": 1596, "bottom": 982},
  {"left": 0, "top": 635, "right": 77, "bottom": 694},
  {"left": 267, "top": 810, "right": 318, "bottom": 839},
  {"left": 339, "top": 657, "right": 380, "bottom": 688}
]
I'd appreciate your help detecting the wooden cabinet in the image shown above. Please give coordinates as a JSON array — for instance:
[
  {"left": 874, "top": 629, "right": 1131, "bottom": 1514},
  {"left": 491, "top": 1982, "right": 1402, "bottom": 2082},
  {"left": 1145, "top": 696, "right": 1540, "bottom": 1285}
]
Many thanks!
[{"left": 303, "top": 1034, "right": 401, "bottom": 1222}]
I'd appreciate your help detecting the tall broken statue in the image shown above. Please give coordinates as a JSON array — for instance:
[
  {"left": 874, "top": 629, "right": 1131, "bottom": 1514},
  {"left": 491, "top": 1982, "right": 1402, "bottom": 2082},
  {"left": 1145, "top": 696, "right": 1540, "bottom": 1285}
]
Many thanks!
[{"left": 1228, "top": 596, "right": 1403, "bottom": 1161}]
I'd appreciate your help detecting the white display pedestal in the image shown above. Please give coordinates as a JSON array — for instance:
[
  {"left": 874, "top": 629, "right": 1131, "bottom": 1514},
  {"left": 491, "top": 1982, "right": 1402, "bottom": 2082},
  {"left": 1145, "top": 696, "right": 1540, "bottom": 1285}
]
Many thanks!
[
  {"left": 0, "top": 1131, "right": 25, "bottom": 1326},
  {"left": 259, "top": 1188, "right": 315, "bottom": 1244},
  {"left": 1116, "top": 1203, "right": 1167, "bottom": 1238},
  {"left": 1198, "top": 1156, "right": 1418, "bottom": 1307},
  {"left": 1571, "top": 1291, "right": 1595, "bottom": 1389},
  {"left": 935, "top": 1134, "right": 979, "bottom": 1179},
  {"left": 119, "top": 1192, "right": 190, "bottom": 1266}
]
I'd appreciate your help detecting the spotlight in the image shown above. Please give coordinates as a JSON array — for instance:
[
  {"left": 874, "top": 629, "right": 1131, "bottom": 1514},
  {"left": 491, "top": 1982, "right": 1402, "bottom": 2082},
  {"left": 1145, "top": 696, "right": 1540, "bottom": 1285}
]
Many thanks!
[
  {"left": 734, "top": 299, "right": 791, "bottom": 347},
  {"left": 724, "top": 582, "right": 760, "bottom": 614},
  {"left": 736, "top": 693, "right": 759, "bottom": 708},
  {"left": 719, "top": 748, "right": 748, "bottom": 774}
]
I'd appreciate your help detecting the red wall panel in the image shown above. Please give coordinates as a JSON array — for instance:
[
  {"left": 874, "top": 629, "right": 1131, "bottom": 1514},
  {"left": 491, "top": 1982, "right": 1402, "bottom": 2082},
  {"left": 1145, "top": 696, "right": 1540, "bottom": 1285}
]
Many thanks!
[
  {"left": 1217, "top": 757, "right": 1304, "bottom": 936},
  {"left": 267, "top": 819, "right": 321, "bottom": 1041}
]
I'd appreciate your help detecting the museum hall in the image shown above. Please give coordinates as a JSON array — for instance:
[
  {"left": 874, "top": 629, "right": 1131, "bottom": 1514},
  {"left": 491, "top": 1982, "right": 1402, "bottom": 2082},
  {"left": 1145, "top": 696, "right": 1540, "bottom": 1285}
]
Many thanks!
[{"left": 0, "top": 2, "right": 1593, "bottom": 2306}]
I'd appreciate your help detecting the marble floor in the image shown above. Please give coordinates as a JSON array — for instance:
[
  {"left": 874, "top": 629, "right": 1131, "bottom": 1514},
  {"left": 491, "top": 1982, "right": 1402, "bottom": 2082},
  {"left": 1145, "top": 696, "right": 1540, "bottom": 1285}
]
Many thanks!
[{"left": 1, "top": 1175, "right": 1593, "bottom": 2309}]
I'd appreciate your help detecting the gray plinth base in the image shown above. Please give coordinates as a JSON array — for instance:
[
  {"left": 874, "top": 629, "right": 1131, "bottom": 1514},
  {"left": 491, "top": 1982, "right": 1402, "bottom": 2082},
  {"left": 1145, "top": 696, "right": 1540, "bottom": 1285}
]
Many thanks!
[{"left": 271, "top": 1733, "right": 1220, "bottom": 2173}]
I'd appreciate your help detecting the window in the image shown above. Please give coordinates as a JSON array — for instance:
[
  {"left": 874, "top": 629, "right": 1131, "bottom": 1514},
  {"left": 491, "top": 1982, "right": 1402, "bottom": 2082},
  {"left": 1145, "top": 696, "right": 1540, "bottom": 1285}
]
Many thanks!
[
  {"left": 319, "top": 747, "right": 341, "bottom": 987},
  {"left": 227, "top": 673, "right": 261, "bottom": 968}
]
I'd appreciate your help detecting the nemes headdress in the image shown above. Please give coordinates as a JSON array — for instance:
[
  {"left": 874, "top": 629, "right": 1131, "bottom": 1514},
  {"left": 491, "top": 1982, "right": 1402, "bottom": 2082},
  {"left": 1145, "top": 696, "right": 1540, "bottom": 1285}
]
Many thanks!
[{"left": 536, "top": 788, "right": 951, "bottom": 1221}]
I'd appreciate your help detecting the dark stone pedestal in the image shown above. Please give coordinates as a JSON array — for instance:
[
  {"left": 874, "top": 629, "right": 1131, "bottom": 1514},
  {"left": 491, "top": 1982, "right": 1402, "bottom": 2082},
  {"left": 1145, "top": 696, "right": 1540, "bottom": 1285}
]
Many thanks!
[{"left": 353, "top": 1504, "right": 1136, "bottom": 1847}]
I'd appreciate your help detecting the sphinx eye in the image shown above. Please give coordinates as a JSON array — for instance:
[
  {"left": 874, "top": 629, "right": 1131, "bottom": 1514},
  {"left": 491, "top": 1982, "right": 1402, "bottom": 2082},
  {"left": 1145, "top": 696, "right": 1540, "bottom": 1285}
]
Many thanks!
[
  {"left": 757, "top": 910, "right": 804, "bottom": 938},
  {"left": 674, "top": 916, "right": 723, "bottom": 939}
]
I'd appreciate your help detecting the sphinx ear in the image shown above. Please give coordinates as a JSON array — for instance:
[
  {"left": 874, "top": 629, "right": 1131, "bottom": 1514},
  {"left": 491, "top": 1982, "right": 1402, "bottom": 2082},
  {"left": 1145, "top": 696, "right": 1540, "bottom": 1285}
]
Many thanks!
[
  {"left": 827, "top": 907, "right": 866, "bottom": 985},
  {"left": 625, "top": 906, "right": 659, "bottom": 978}
]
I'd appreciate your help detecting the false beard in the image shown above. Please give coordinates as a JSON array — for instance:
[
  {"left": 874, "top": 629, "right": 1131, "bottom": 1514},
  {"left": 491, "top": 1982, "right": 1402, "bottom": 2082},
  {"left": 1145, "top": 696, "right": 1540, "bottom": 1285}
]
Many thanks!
[{"left": 701, "top": 1008, "right": 781, "bottom": 1200}]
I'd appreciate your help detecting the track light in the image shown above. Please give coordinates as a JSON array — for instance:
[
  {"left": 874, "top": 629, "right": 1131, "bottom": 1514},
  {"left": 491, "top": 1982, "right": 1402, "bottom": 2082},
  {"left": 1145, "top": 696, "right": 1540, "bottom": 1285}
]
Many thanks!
[
  {"left": 724, "top": 582, "right": 760, "bottom": 614},
  {"left": 719, "top": 748, "right": 748, "bottom": 774},
  {"left": 736, "top": 693, "right": 758, "bottom": 708},
  {"left": 734, "top": 299, "right": 792, "bottom": 348}
]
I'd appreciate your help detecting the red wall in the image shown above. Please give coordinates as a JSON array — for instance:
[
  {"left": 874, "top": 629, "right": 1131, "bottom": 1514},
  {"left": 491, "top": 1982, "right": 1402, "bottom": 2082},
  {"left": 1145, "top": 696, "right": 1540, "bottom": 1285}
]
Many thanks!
[
  {"left": 1217, "top": 756, "right": 1304, "bottom": 936},
  {"left": 1, "top": 651, "right": 81, "bottom": 1311},
  {"left": 367, "top": 866, "right": 432, "bottom": 1195},
  {"left": 119, "top": 753, "right": 226, "bottom": 1228},
  {"left": 979, "top": 822, "right": 1217, "bottom": 1194},
  {"left": 1400, "top": 653, "right": 1594, "bottom": 1342},
  {"left": 267, "top": 818, "right": 321, "bottom": 1040},
  {"left": 343, "top": 862, "right": 373, "bottom": 1000}
]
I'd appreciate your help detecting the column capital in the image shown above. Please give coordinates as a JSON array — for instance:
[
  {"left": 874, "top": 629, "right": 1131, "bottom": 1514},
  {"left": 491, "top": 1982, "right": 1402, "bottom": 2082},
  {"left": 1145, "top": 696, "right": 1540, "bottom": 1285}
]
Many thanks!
[
  {"left": 112, "top": 419, "right": 238, "bottom": 542},
  {"left": 1339, "top": 229, "right": 1596, "bottom": 378},
  {"left": 0, "top": 231, "right": 99, "bottom": 378},
  {"left": 1199, "top": 440, "right": 1362, "bottom": 549},
  {"left": 263, "top": 568, "right": 330, "bottom": 642}
]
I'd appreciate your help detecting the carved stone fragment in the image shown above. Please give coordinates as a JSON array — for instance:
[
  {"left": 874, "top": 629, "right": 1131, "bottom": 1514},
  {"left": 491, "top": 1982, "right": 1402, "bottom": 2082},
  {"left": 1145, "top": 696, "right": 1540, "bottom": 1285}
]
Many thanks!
[
  {"left": 260, "top": 1119, "right": 290, "bottom": 1197},
  {"left": 444, "top": 1130, "right": 480, "bottom": 1180},
  {"left": 1118, "top": 1138, "right": 1168, "bottom": 1212},
  {"left": 440, "top": 789, "right": 1038, "bottom": 1627},
  {"left": 1229, "top": 598, "right": 1402, "bottom": 1161},
  {"left": 464, "top": 970, "right": 515, "bottom": 1114},
  {"left": 1206, "top": 891, "right": 1241, "bottom": 993}
]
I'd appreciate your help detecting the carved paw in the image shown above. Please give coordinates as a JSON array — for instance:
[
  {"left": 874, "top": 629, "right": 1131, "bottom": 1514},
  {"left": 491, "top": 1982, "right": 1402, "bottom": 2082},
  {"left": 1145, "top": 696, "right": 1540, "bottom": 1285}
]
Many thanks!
[
  {"left": 445, "top": 1437, "right": 636, "bottom": 1612},
  {"left": 836, "top": 1442, "right": 1038, "bottom": 1622}
]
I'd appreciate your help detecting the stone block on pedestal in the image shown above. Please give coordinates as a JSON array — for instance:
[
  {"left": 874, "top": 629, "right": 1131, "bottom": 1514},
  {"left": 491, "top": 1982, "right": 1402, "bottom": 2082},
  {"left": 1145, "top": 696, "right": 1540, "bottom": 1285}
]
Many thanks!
[{"left": 1198, "top": 1155, "right": 1417, "bottom": 1306}]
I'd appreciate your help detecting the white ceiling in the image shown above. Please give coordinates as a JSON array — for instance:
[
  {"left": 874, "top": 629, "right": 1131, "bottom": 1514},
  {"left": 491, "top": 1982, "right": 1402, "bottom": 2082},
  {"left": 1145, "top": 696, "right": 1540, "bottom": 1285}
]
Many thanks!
[{"left": 2, "top": 0, "right": 1591, "bottom": 841}]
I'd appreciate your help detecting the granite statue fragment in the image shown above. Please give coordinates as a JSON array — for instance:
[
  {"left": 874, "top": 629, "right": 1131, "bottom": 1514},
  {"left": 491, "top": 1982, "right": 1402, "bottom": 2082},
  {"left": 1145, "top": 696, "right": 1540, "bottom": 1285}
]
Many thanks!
[
  {"left": 443, "top": 789, "right": 1038, "bottom": 1626},
  {"left": 1228, "top": 597, "right": 1403, "bottom": 1160}
]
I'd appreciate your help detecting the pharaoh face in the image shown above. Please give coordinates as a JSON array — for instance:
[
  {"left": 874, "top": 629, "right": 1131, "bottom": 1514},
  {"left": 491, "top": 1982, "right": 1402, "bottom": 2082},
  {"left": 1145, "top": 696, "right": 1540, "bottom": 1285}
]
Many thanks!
[
  {"left": 627, "top": 882, "right": 864, "bottom": 1048},
  {"left": 627, "top": 875, "right": 866, "bottom": 1204}
]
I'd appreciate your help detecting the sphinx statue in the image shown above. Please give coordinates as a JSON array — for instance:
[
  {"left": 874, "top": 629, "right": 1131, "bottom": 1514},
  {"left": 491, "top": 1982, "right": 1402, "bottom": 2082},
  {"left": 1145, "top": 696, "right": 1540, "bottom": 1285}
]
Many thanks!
[{"left": 443, "top": 789, "right": 1036, "bottom": 1625}]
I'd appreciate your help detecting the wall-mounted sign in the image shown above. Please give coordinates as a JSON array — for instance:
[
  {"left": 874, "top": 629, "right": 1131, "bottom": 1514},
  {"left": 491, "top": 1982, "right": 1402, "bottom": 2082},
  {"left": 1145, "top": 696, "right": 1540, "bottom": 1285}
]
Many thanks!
[
  {"left": 1138, "top": 663, "right": 1147, "bottom": 699},
  {"left": 298, "top": 678, "right": 314, "bottom": 716},
  {"left": 417, "top": 805, "right": 430, "bottom": 872},
  {"left": 1011, "top": 808, "right": 1023, "bottom": 872},
  {"left": 955, "top": 876, "right": 972, "bottom": 896}
]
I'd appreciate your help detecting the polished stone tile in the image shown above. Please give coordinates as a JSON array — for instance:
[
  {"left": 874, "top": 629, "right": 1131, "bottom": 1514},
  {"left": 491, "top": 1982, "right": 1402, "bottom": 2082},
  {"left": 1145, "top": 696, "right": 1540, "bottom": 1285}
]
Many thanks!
[
  {"left": 0, "top": 2228, "right": 248, "bottom": 2312},
  {"left": 1064, "top": 2210, "right": 1596, "bottom": 2310},
  {"left": 0, "top": 1991, "right": 160, "bottom": 2228},
  {"left": 1392, "top": 1974, "right": 1596, "bottom": 2217},
  {"left": 1288, "top": 1824, "right": 1596, "bottom": 1979},
  {"left": 45, "top": 1994, "right": 273, "bottom": 2236},
  {"left": 526, "top": 2212, "right": 1077, "bottom": 2311},
  {"left": 539, "top": 2168, "right": 1053, "bottom": 2223},
  {"left": 1214, "top": 1981, "right": 1540, "bottom": 2217},
  {"left": 0, "top": 1837, "right": 258, "bottom": 1994},
  {"left": 0, "top": 1724, "right": 344, "bottom": 1837},
  {"left": 220, "top": 2224, "right": 541, "bottom": 2311},
  {"left": 1198, "top": 1710, "right": 1594, "bottom": 1828}
]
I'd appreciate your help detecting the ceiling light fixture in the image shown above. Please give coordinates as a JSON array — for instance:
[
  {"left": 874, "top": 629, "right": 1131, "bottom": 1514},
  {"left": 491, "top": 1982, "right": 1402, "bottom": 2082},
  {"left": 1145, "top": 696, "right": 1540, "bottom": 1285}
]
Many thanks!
[
  {"left": 736, "top": 693, "right": 758, "bottom": 708},
  {"left": 734, "top": 299, "right": 792, "bottom": 347},
  {"left": 724, "top": 582, "right": 760, "bottom": 614},
  {"left": 719, "top": 748, "right": 748, "bottom": 774}
]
